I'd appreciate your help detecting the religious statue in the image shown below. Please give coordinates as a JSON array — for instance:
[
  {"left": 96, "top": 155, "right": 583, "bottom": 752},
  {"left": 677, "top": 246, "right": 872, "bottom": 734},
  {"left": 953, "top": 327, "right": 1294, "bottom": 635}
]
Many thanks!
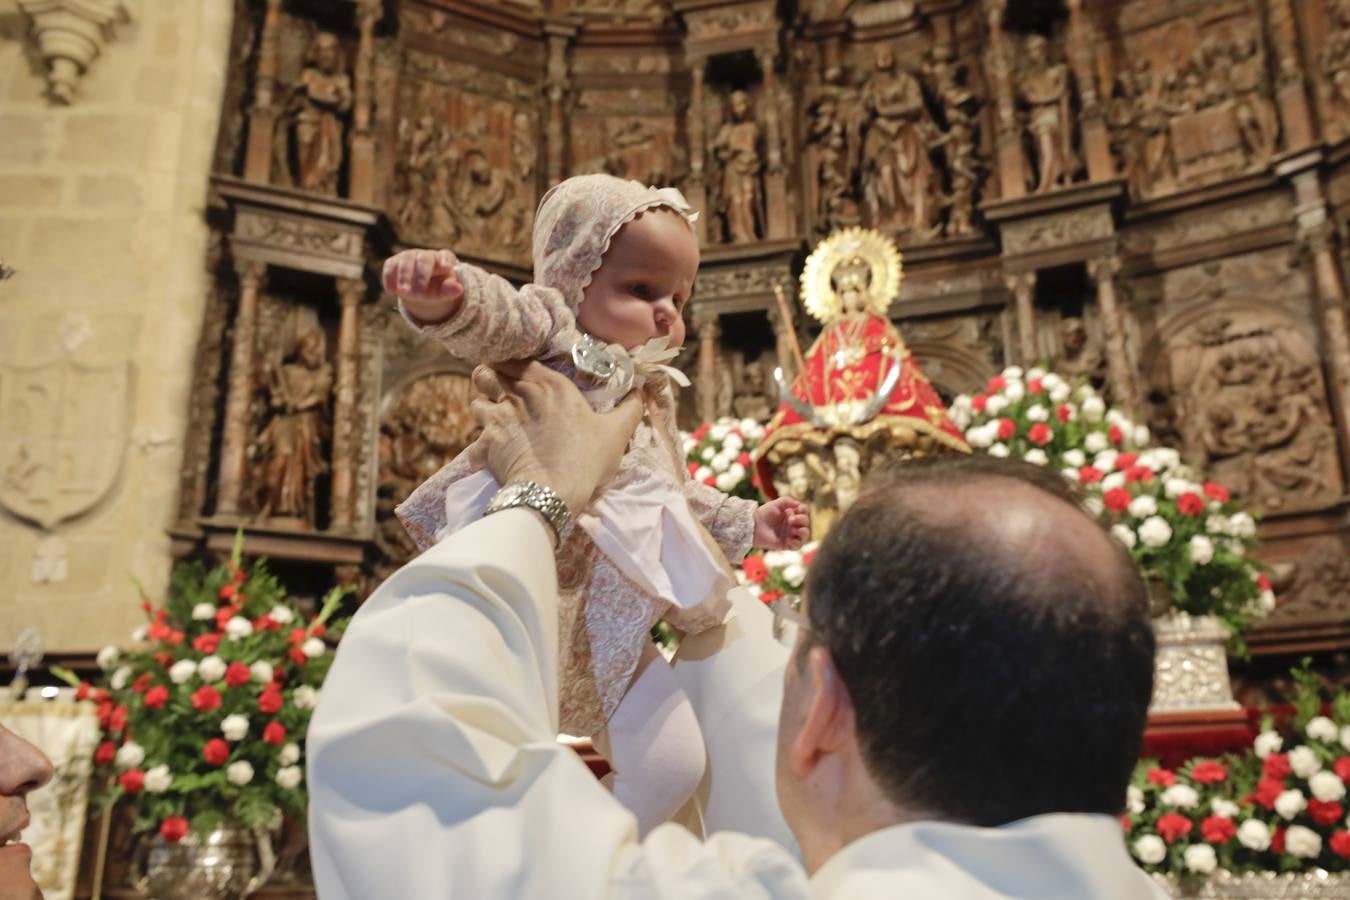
[
  {"left": 1320, "top": 0, "right": 1350, "bottom": 140},
  {"left": 754, "top": 228, "right": 969, "bottom": 539},
  {"left": 1016, "top": 35, "right": 1074, "bottom": 194},
  {"left": 732, "top": 360, "right": 775, "bottom": 424},
  {"left": 806, "top": 75, "right": 858, "bottom": 235},
  {"left": 255, "top": 328, "right": 333, "bottom": 525},
  {"left": 274, "top": 32, "right": 353, "bottom": 195},
  {"left": 1227, "top": 34, "right": 1279, "bottom": 165},
  {"left": 712, "top": 90, "right": 765, "bottom": 243},
  {"left": 925, "top": 46, "right": 983, "bottom": 237},
  {"left": 456, "top": 149, "right": 527, "bottom": 254},
  {"left": 1053, "top": 316, "right": 1105, "bottom": 389},
  {"left": 859, "top": 47, "right": 940, "bottom": 238}
]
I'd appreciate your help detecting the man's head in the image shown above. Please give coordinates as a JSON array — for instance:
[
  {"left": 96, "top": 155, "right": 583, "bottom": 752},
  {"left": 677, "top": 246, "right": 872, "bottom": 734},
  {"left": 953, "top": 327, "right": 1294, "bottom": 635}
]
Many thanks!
[
  {"left": 0, "top": 722, "right": 53, "bottom": 899},
  {"left": 774, "top": 455, "right": 1154, "bottom": 871}
]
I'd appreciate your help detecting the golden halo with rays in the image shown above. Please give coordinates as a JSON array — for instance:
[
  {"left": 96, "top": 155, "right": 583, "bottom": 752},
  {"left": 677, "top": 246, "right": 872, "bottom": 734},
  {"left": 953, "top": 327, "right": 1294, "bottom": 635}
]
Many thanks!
[{"left": 799, "top": 227, "right": 903, "bottom": 324}]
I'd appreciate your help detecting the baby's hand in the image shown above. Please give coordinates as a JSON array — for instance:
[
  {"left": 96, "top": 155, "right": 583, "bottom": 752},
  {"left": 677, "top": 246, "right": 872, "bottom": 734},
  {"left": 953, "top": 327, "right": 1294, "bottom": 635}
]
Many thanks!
[
  {"left": 753, "top": 497, "right": 811, "bottom": 551},
  {"left": 383, "top": 248, "right": 464, "bottom": 326}
]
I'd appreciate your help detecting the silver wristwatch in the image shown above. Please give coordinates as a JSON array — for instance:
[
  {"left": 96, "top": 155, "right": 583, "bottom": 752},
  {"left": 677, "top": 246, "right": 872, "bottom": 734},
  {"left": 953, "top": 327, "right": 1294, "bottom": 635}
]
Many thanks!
[{"left": 484, "top": 480, "right": 573, "bottom": 545}]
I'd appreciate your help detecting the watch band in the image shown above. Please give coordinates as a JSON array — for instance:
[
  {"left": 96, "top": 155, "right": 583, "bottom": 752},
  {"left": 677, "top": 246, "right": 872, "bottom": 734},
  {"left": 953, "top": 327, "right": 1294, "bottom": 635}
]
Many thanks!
[{"left": 484, "top": 480, "right": 573, "bottom": 545}]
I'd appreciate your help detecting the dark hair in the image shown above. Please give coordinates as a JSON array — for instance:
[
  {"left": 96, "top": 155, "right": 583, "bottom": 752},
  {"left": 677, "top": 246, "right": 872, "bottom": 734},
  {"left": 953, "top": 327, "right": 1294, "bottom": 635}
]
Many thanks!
[{"left": 802, "top": 454, "right": 1154, "bottom": 826}]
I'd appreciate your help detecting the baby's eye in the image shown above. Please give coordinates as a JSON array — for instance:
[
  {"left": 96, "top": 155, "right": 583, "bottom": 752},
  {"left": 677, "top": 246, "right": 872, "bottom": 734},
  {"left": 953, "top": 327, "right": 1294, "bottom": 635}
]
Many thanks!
[{"left": 630, "top": 283, "right": 652, "bottom": 299}]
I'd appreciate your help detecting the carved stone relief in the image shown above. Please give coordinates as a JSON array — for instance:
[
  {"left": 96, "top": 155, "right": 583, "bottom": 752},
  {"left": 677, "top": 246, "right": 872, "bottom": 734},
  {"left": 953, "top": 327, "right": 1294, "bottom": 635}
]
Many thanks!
[
  {"left": 16, "top": 0, "right": 129, "bottom": 104},
  {"left": 1318, "top": 0, "right": 1350, "bottom": 141},
  {"left": 1262, "top": 537, "right": 1350, "bottom": 625},
  {"left": 251, "top": 328, "right": 334, "bottom": 526},
  {"left": 1016, "top": 34, "right": 1078, "bottom": 194},
  {"left": 1146, "top": 306, "right": 1343, "bottom": 513},
  {"left": 272, "top": 32, "right": 354, "bottom": 195},
  {"left": 712, "top": 89, "right": 767, "bottom": 243}
]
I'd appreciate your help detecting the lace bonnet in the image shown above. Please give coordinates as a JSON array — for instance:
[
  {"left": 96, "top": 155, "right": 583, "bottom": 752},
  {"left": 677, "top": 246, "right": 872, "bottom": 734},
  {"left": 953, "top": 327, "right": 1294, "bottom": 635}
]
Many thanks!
[{"left": 532, "top": 173, "right": 699, "bottom": 311}]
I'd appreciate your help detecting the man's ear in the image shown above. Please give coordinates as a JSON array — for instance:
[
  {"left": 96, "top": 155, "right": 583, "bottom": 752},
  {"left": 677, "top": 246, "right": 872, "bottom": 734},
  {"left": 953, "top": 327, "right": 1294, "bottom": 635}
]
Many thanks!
[{"left": 789, "top": 646, "right": 856, "bottom": 778}]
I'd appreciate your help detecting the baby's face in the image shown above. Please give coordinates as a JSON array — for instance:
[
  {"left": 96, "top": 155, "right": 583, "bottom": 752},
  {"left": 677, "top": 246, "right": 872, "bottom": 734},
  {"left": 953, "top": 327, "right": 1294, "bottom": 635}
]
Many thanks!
[{"left": 578, "top": 208, "right": 698, "bottom": 351}]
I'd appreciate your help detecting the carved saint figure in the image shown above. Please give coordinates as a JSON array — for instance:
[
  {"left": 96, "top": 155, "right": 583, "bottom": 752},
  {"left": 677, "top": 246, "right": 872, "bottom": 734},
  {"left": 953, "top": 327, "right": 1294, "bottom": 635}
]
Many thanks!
[
  {"left": 712, "top": 90, "right": 765, "bottom": 243},
  {"left": 926, "top": 46, "right": 983, "bottom": 237},
  {"left": 859, "top": 47, "right": 939, "bottom": 237},
  {"left": 1321, "top": 0, "right": 1350, "bottom": 140},
  {"left": 732, "top": 360, "right": 775, "bottom": 424},
  {"left": 275, "top": 32, "right": 353, "bottom": 195},
  {"left": 1227, "top": 34, "right": 1279, "bottom": 164},
  {"left": 806, "top": 85, "right": 856, "bottom": 235},
  {"left": 831, "top": 436, "right": 863, "bottom": 512},
  {"left": 1054, "top": 317, "right": 1105, "bottom": 388},
  {"left": 1017, "top": 35, "right": 1074, "bottom": 193},
  {"left": 256, "top": 328, "right": 333, "bottom": 524}
]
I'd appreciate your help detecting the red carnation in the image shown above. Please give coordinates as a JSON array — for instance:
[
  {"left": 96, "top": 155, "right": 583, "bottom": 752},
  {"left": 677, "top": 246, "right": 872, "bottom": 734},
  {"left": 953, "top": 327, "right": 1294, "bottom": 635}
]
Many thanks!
[
  {"left": 1273, "top": 826, "right": 1287, "bottom": 854},
  {"left": 143, "top": 685, "right": 169, "bottom": 710},
  {"left": 703, "top": 476, "right": 716, "bottom": 487},
  {"left": 1115, "top": 453, "right": 1140, "bottom": 470},
  {"left": 140, "top": 599, "right": 153, "bottom": 613},
  {"left": 263, "top": 722, "right": 287, "bottom": 746},
  {"left": 1309, "top": 799, "right": 1345, "bottom": 826},
  {"left": 1109, "top": 424, "right": 1124, "bottom": 446},
  {"left": 160, "top": 816, "right": 190, "bottom": 843},
  {"left": 1056, "top": 404, "right": 1073, "bottom": 424},
  {"left": 1120, "top": 814, "right": 1130, "bottom": 832},
  {"left": 1334, "top": 757, "right": 1350, "bottom": 781},
  {"left": 218, "top": 583, "right": 236, "bottom": 601},
  {"left": 1147, "top": 768, "right": 1176, "bottom": 787},
  {"left": 738, "top": 452, "right": 752, "bottom": 467},
  {"left": 1264, "top": 753, "right": 1292, "bottom": 780},
  {"left": 802, "top": 549, "right": 817, "bottom": 566},
  {"left": 215, "top": 607, "right": 237, "bottom": 631},
  {"left": 1200, "top": 815, "right": 1236, "bottom": 844},
  {"left": 132, "top": 673, "right": 152, "bottom": 694},
  {"left": 686, "top": 461, "right": 699, "bottom": 477},
  {"left": 288, "top": 628, "right": 307, "bottom": 646},
  {"left": 1104, "top": 487, "right": 1132, "bottom": 513},
  {"left": 1123, "top": 465, "right": 1154, "bottom": 484},
  {"left": 971, "top": 394, "right": 988, "bottom": 412},
  {"left": 742, "top": 555, "right": 769, "bottom": 584},
  {"left": 75, "top": 681, "right": 91, "bottom": 701},
  {"left": 232, "top": 567, "right": 246, "bottom": 585},
  {"left": 147, "top": 621, "right": 172, "bottom": 642},
  {"left": 1252, "top": 777, "right": 1285, "bottom": 810},
  {"left": 258, "top": 688, "right": 283, "bottom": 715},
  {"left": 203, "top": 738, "right": 230, "bottom": 766},
  {"left": 224, "top": 662, "right": 251, "bottom": 688},
  {"left": 1079, "top": 466, "right": 1104, "bottom": 484},
  {"left": 117, "top": 769, "right": 145, "bottom": 794},
  {"left": 108, "top": 705, "right": 128, "bottom": 732},
  {"left": 760, "top": 589, "right": 784, "bottom": 605},
  {"left": 1156, "top": 812, "right": 1193, "bottom": 844},
  {"left": 288, "top": 647, "right": 307, "bottom": 667},
  {"left": 255, "top": 615, "right": 281, "bottom": 632},
  {"left": 1027, "top": 423, "right": 1052, "bottom": 446},
  {"left": 1331, "top": 831, "right": 1350, "bottom": 859},
  {"left": 94, "top": 741, "right": 116, "bottom": 765},
  {"left": 191, "top": 685, "right": 222, "bottom": 713},
  {"left": 310, "top": 623, "right": 326, "bottom": 638},
  {"left": 997, "top": 418, "right": 1016, "bottom": 440},
  {"left": 1203, "top": 482, "right": 1230, "bottom": 503},
  {"left": 96, "top": 700, "right": 113, "bottom": 729},
  {"left": 987, "top": 375, "right": 1006, "bottom": 392},
  {"left": 193, "top": 633, "right": 221, "bottom": 654},
  {"left": 153, "top": 651, "right": 174, "bottom": 668},
  {"left": 691, "top": 423, "right": 710, "bottom": 441},
  {"left": 1028, "top": 378, "right": 1044, "bottom": 394},
  {"left": 1177, "top": 492, "right": 1205, "bottom": 516},
  {"left": 1191, "top": 761, "right": 1227, "bottom": 784}
]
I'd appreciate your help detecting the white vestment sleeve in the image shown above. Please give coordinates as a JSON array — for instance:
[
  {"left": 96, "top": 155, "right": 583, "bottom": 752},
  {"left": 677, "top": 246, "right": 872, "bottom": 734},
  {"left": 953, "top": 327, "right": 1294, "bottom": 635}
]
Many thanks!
[{"left": 307, "top": 509, "right": 808, "bottom": 899}]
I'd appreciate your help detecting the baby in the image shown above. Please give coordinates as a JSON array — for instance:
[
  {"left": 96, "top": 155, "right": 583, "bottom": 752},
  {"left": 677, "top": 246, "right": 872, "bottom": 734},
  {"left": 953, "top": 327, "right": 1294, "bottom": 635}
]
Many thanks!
[{"left": 384, "top": 174, "right": 809, "bottom": 836}]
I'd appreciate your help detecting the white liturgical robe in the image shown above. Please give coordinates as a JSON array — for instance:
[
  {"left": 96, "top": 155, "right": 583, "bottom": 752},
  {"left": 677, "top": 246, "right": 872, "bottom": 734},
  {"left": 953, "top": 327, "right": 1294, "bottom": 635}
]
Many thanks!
[{"left": 308, "top": 509, "right": 1168, "bottom": 899}]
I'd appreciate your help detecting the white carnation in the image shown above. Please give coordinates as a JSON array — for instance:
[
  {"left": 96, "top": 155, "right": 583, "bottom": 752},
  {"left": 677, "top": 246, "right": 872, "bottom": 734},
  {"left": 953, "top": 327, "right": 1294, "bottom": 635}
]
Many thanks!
[
  {"left": 97, "top": 646, "right": 121, "bottom": 671},
  {"left": 226, "top": 760, "right": 254, "bottom": 786},
  {"left": 1027, "top": 367, "right": 1045, "bottom": 381},
  {"left": 1102, "top": 472, "right": 1126, "bottom": 492},
  {"left": 168, "top": 659, "right": 198, "bottom": 685},
  {"left": 1309, "top": 771, "right": 1346, "bottom": 803},
  {"left": 1083, "top": 496, "right": 1104, "bottom": 517},
  {"left": 695, "top": 466, "right": 712, "bottom": 482},
  {"left": 191, "top": 602, "right": 216, "bottom": 621},
  {"left": 1189, "top": 535, "right": 1214, "bottom": 565},
  {"left": 965, "top": 425, "right": 992, "bottom": 449},
  {"left": 302, "top": 637, "right": 326, "bottom": 659},
  {"left": 1275, "top": 788, "right": 1307, "bottom": 820},
  {"left": 1127, "top": 785, "right": 1145, "bottom": 815},
  {"left": 1342, "top": 725, "right": 1350, "bottom": 752},
  {"left": 276, "top": 765, "right": 303, "bottom": 790},
  {"left": 143, "top": 764, "right": 172, "bottom": 793},
  {"left": 1228, "top": 512, "right": 1257, "bottom": 538},
  {"left": 1081, "top": 396, "right": 1106, "bottom": 422},
  {"left": 1061, "top": 467, "right": 1080, "bottom": 482},
  {"left": 700, "top": 446, "right": 715, "bottom": 462},
  {"left": 1289, "top": 746, "right": 1321, "bottom": 779},
  {"left": 781, "top": 563, "right": 806, "bottom": 588},
  {"left": 280, "top": 743, "right": 301, "bottom": 766},
  {"left": 1254, "top": 730, "right": 1283, "bottom": 758},
  {"left": 1183, "top": 843, "right": 1216, "bottom": 875},
  {"left": 226, "top": 616, "right": 253, "bottom": 639},
  {"left": 1138, "top": 516, "right": 1173, "bottom": 548},
  {"left": 131, "top": 626, "right": 148, "bottom": 643},
  {"left": 1210, "top": 798, "right": 1239, "bottom": 819},
  {"left": 1237, "top": 818, "right": 1271, "bottom": 851},
  {"left": 1206, "top": 515, "right": 1230, "bottom": 536},
  {"left": 269, "top": 605, "right": 296, "bottom": 625},
  {"left": 221, "top": 714, "right": 250, "bottom": 742},
  {"left": 723, "top": 433, "right": 743, "bottom": 452},
  {"left": 1063, "top": 449, "right": 1086, "bottom": 468},
  {"left": 985, "top": 395, "right": 1009, "bottom": 416},
  {"left": 115, "top": 741, "right": 145, "bottom": 770},
  {"left": 729, "top": 463, "right": 746, "bottom": 481},
  {"left": 293, "top": 685, "right": 319, "bottom": 709},
  {"left": 1084, "top": 431, "right": 1109, "bottom": 453},
  {"left": 715, "top": 471, "right": 738, "bottom": 491},
  {"left": 1128, "top": 495, "right": 1157, "bottom": 518},
  {"left": 1004, "top": 381, "right": 1026, "bottom": 403},
  {"left": 1023, "top": 449, "right": 1048, "bottom": 466},
  {"left": 1132, "top": 834, "right": 1166, "bottom": 865},
  {"left": 1286, "top": 824, "right": 1322, "bottom": 859},
  {"left": 1307, "top": 716, "right": 1339, "bottom": 744},
  {"left": 1025, "top": 403, "right": 1048, "bottom": 422},
  {"left": 1260, "top": 590, "right": 1276, "bottom": 612},
  {"left": 1110, "top": 524, "right": 1137, "bottom": 549},
  {"left": 710, "top": 454, "right": 730, "bottom": 474},
  {"left": 988, "top": 443, "right": 1010, "bottom": 458},
  {"left": 709, "top": 424, "right": 728, "bottom": 441},
  {"left": 250, "top": 661, "right": 274, "bottom": 684},
  {"left": 110, "top": 666, "right": 132, "bottom": 691},
  {"left": 197, "top": 655, "right": 226, "bottom": 683},
  {"left": 1134, "top": 425, "right": 1152, "bottom": 446},
  {"left": 1094, "top": 449, "right": 1119, "bottom": 471},
  {"left": 1003, "top": 366, "right": 1025, "bottom": 380},
  {"left": 1161, "top": 784, "right": 1200, "bottom": 809},
  {"left": 1050, "top": 383, "right": 1072, "bottom": 404}
]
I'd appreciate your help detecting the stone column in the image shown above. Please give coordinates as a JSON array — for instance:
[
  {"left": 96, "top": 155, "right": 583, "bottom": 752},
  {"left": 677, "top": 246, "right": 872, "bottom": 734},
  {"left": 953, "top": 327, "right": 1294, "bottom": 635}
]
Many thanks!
[
  {"left": 757, "top": 47, "right": 790, "bottom": 240},
  {"left": 216, "top": 260, "right": 265, "bottom": 516},
  {"left": 1294, "top": 195, "right": 1350, "bottom": 473},
  {"left": 243, "top": 0, "right": 283, "bottom": 183},
  {"left": 1267, "top": 0, "right": 1316, "bottom": 150},
  {"left": 983, "top": 0, "right": 1025, "bottom": 200},
  {"left": 347, "top": 0, "right": 380, "bottom": 204},
  {"left": 686, "top": 59, "right": 709, "bottom": 243},
  {"left": 330, "top": 278, "right": 365, "bottom": 530},
  {"left": 695, "top": 308, "right": 721, "bottom": 423},
  {"left": 1004, "top": 271, "right": 1038, "bottom": 364},
  {"left": 1066, "top": 0, "right": 1113, "bottom": 182},
  {"left": 1086, "top": 256, "right": 1140, "bottom": 414},
  {"left": 544, "top": 25, "right": 573, "bottom": 186}
]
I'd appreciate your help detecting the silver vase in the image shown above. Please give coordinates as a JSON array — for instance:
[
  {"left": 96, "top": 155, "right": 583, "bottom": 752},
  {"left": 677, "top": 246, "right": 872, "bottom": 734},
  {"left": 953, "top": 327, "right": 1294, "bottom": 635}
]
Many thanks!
[
  {"left": 1150, "top": 612, "right": 1241, "bottom": 713},
  {"left": 1155, "top": 870, "right": 1350, "bottom": 898},
  {"left": 133, "top": 823, "right": 275, "bottom": 900}
]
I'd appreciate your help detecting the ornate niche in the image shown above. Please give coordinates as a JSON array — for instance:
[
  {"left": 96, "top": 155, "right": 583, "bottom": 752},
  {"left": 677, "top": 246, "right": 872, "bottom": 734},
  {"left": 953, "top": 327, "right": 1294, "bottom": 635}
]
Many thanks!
[
  {"left": 1144, "top": 304, "right": 1344, "bottom": 515},
  {"left": 391, "top": 3, "right": 543, "bottom": 267},
  {"left": 1103, "top": 4, "right": 1281, "bottom": 202},
  {"left": 1308, "top": 0, "right": 1350, "bottom": 142}
]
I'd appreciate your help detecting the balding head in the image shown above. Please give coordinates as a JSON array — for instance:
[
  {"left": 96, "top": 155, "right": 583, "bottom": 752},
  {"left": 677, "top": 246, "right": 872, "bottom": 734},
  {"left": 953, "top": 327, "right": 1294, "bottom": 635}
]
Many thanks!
[{"left": 801, "top": 454, "right": 1154, "bottom": 827}]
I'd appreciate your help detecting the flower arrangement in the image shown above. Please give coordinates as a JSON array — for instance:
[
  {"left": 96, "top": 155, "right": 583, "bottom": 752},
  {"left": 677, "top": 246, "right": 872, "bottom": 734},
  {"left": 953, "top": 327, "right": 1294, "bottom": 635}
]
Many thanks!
[
  {"left": 735, "top": 544, "right": 820, "bottom": 606},
  {"left": 682, "top": 417, "right": 767, "bottom": 501},
  {"left": 1124, "top": 672, "right": 1350, "bottom": 877},
  {"left": 60, "top": 536, "right": 348, "bottom": 844},
  {"left": 950, "top": 367, "right": 1271, "bottom": 635}
]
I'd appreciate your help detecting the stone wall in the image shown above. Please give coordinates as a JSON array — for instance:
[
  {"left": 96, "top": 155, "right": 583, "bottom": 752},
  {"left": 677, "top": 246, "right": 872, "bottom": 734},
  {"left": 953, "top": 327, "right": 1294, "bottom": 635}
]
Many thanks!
[{"left": 0, "top": 1, "right": 234, "bottom": 651}]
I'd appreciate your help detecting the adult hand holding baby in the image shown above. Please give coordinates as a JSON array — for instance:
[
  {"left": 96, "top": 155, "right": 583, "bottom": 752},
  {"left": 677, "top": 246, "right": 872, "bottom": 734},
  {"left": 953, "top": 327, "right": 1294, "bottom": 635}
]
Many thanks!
[{"left": 382, "top": 248, "right": 464, "bottom": 326}]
